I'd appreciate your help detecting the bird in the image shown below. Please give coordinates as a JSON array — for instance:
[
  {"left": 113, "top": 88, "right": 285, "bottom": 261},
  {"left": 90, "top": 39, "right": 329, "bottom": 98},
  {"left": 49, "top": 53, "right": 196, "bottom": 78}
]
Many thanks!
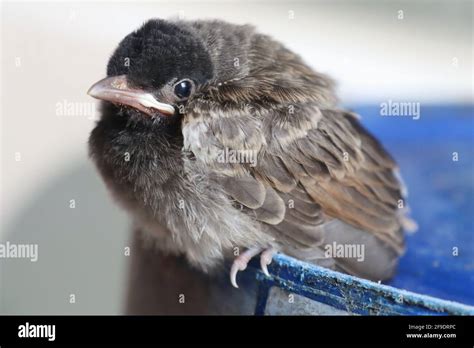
[{"left": 88, "top": 18, "right": 415, "bottom": 289}]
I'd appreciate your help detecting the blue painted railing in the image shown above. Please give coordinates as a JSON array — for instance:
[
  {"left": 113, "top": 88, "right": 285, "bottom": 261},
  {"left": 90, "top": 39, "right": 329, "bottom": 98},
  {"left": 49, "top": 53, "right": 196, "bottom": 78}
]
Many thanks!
[
  {"left": 251, "top": 105, "right": 474, "bottom": 315},
  {"left": 252, "top": 254, "right": 474, "bottom": 315}
]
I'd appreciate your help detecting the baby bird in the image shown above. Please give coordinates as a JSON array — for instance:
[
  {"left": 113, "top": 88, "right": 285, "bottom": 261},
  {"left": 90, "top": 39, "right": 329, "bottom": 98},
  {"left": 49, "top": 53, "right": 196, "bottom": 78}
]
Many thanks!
[{"left": 88, "top": 19, "right": 413, "bottom": 288}]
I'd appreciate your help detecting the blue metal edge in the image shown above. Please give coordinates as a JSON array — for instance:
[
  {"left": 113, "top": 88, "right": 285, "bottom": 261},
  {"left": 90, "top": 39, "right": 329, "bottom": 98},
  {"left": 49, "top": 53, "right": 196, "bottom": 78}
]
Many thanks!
[{"left": 251, "top": 254, "right": 474, "bottom": 316}]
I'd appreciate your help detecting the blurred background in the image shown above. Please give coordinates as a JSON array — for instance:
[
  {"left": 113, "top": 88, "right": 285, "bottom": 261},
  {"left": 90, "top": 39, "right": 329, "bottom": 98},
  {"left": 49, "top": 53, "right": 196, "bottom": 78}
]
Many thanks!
[{"left": 1, "top": 0, "right": 472, "bottom": 314}]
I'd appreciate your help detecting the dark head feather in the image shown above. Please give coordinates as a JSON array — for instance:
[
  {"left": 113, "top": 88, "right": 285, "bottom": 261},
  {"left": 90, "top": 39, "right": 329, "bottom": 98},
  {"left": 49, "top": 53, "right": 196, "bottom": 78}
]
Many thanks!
[{"left": 107, "top": 19, "right": 214, "bottom": 89}]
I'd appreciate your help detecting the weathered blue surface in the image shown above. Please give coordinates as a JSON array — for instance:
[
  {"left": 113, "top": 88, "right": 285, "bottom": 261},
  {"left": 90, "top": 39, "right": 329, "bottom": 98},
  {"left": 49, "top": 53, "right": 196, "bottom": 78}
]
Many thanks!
[
  {"left": 353, "top": 105, "right": 474, "bottom": 306},
  {"left": 254, "top": 254, "right": 474, "bottom": 315},
  {"left": 252, "top": 105, "right": 474, "bottom": 314}
]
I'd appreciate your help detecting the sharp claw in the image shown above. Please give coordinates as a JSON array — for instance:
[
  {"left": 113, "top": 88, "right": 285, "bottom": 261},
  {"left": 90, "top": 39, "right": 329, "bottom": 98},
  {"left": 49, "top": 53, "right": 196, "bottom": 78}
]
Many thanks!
[
  {"left": 230, "top": 265, "right": 239, "bottom": 288},
  {"left": 260, "top": 248, "right": 274, "bottom": 277},
  {"left": 260, "top": 260, "right": 270, "bottom": 277},
  {"left": 230, "top": 247, "right": 273, "bottom": 288},
  {"left": 230, "top": 261, "right": 247, "bottom": 288}
]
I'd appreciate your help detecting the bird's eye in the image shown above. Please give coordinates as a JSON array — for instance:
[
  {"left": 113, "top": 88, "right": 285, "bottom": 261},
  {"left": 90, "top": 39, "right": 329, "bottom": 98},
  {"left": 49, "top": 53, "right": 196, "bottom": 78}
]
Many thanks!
[{"left": 174, "top": 80, "right": 193, "bottom": 99}]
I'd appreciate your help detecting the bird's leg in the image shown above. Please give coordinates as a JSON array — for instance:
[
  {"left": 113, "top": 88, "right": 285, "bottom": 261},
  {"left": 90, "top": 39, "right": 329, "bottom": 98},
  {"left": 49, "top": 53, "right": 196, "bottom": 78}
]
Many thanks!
[
  {"left": 230, "top": 247, "right": 261, "bottom": 288},
  {"left": 230, "top": 247, "right": 275, "bottom": 288}
]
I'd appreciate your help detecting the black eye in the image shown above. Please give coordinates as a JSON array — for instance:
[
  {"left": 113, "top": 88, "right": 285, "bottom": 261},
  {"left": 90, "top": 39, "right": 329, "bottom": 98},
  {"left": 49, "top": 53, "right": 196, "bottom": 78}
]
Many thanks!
[{"left": 174, "top": 80, "right": 192, "bottom": 99}]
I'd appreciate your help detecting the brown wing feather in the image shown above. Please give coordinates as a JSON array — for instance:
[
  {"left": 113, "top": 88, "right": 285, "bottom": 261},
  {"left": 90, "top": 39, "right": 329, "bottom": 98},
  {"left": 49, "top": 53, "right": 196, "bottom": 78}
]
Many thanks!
[
  {"left": 260, "top": 107, "right": 406, "bottom": 252},
  {"left": 183, "top": 98, "right": 409, "bottom": 280}
]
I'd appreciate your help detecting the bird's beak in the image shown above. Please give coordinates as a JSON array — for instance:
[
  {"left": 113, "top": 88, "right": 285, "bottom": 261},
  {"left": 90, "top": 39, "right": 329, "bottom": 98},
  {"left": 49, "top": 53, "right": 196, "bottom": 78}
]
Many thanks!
[{"left": 87, "top": 75, "right": 175, "bottom": 116}]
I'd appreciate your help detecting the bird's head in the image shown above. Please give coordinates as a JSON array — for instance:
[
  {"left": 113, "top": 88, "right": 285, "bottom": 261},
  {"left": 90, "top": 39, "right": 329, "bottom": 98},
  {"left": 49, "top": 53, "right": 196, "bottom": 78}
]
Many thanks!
[
  {"left": 88, "top": 18, "right": 336, "bottom": 201},
  {"left": 88, "top": 19, "right": 214, "bottom": 125},
  {"left": 88, "top": 18, "right": 335, "bottom": 125}
]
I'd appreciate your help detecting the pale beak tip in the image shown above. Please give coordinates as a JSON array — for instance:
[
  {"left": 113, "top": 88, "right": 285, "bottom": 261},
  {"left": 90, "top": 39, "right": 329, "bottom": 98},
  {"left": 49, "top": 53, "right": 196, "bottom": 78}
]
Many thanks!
[{"left": 87, "top": 84, "right": 99, "bottom": 98}]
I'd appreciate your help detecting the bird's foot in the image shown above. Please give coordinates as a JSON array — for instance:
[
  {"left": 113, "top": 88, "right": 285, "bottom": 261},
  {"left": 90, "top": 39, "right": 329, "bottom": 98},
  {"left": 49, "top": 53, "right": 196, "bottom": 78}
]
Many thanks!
[{"left": 230, "top": 247, "right": 275, "bottom": 288}]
